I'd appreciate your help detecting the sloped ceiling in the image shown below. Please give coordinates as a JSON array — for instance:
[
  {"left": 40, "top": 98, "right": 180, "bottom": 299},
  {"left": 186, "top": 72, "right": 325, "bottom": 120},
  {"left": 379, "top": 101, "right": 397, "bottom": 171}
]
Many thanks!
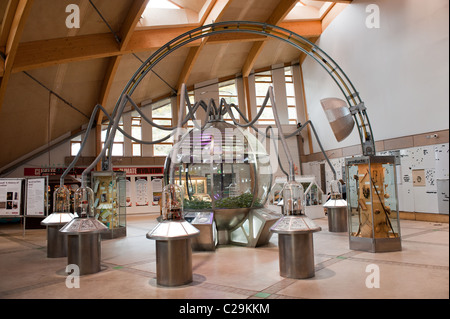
[{"left": 0, "top": 0, "right": 349, "bottom": 171}]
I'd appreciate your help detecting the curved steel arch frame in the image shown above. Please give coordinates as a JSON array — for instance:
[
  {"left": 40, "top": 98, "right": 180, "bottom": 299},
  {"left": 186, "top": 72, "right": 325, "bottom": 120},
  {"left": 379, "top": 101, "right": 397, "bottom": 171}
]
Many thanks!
[{"left": 102, "top": 21, "right": 375, "bottom": 170}]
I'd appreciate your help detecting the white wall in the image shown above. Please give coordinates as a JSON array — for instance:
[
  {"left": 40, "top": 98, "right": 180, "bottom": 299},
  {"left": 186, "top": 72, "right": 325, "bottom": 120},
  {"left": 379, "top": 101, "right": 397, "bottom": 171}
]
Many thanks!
[{"left": 302, "top": 0, "right": 449, "bottom": 154}]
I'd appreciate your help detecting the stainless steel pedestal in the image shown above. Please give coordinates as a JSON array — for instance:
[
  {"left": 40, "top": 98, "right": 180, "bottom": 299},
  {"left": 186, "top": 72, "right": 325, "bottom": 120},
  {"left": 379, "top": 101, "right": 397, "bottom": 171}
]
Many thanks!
[
  {"left": 185, "top": 212, "right": 216, "bottom": 251},
  {"left": 270, "top": 215, "right": 321, "bottom": 279},
  {"left": 147, "top": 220, "right": 200, "bottom": 287},
  {"left": 155, "top": 238, "right": 194, "bottom": 286},
  {"left": 327, "top": 206, "right": 348, "bottom": 232},
  {"left": 278, "top": 233, "right": 315, "bottom": 279},
  {"left": 67, "top": 233, "right": 101, "bottom": 276},
  {"left": 59, "top": 217, "right": 108, "bottom": 276},
  {"left": 47, "top": 225, "right": 67, "bottom": 258},
  {"left": 41, "top": 212, "right": 75, "bottom": 258},
  {"left": 323, "top": 199, "right": 348, "bottom": 233}
]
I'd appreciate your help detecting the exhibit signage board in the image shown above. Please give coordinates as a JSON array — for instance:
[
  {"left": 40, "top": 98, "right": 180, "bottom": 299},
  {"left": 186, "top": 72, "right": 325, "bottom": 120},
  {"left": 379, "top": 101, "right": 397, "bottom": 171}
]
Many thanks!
[
  {"left": 0, "top": 179, "right": 23, "bottom": 216},
  {"left": 26, "top": 177, "right": 46, "bottom": 216}
]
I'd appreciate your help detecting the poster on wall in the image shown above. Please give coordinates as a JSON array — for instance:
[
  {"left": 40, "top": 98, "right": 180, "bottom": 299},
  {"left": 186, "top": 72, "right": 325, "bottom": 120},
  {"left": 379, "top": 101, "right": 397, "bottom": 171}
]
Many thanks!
[
  {"left": 26, "top": 178, "right": 46, "bottom": 216},
  {"left": 135, "top": 177, "right": 149, "bottom": 206},
  {"left": 151, "top": 176, "right": 163, "bottom": 206},
  {"left": 0, "top": 179, "right": 23, "bottom": 216},
  {"left": 412, "top": 169, "right": 426, "bottom": 186},
  {"left": 125, "top": 177, "right": 132, "bottom": 207}
]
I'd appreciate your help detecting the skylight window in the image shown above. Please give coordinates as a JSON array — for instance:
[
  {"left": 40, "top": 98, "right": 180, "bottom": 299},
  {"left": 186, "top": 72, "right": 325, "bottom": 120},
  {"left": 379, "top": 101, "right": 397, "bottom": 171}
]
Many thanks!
[{"left": 147, "top": 0, "right": 181, "bottom": 10}]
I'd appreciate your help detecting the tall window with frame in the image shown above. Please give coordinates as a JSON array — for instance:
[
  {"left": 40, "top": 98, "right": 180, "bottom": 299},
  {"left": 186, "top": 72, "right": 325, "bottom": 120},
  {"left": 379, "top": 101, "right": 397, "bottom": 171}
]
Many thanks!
[
  {"left": 101, "top": 118, "right": 124, "bottom": 156},
  {"left": 219, "top": 79, "right": 240, "bottom": 123},
  {"left": 152, "top": 100, "right": 173, "bottom": 156},
  {"left": 131, "top": 111, "right": 142, "bottom": 156},
  {"left": 255, "top": 70, "right": 275, "bottom": 125},
  {"left": 285, "top": 66, "right": 298, "bottom": 125}
]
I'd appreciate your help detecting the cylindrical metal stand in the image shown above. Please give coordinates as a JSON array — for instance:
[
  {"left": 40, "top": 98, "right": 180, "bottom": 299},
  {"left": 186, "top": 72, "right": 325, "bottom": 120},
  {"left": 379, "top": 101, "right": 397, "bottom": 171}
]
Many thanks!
[
  {"left": 67, "top": 233, "right": 101, "bottom": 276},
  {"left": 147, "top": 220, "right": 199, "bottom": 287},
  {"left": 46, "top": 225, "right": 67, "bottom": 258},
  {"left": 278, "top": 233, "right": 315, "bottom": 279},
  {"left": 155, "top": 238, "right": 193, "bottom": 286},
  {"left": 327, "top": 206, "right": 348, "bottom": 232}
]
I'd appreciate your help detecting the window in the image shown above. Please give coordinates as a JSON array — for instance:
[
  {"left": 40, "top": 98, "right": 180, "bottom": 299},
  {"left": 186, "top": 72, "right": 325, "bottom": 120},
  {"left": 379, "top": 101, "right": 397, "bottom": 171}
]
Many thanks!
[
  {"left": 101, "top": 118, "right": 124, "bottom": 156},
  {"left": 147, "top": 0, "right": 181, "bottom": 9},
  {"left": 255, "top": 70, "right": 276, "bottom": 125},
  {"left": 219, "top": 80, "right": 240, "bottom": 123},
  {"left": 254, "top": 68, "right": 298, "bottom": 125},
  {"left": 152, "top": 101, "right": 173, "bottom": 156},
  {"left": 70, "top": 135, "right": 81, "bottom": 156},
  {"left": 285, "top": 66, "right": 298, "bottom": 125},
  {"left": 131, "top": 114, "right": 142, "bottom": 156}
]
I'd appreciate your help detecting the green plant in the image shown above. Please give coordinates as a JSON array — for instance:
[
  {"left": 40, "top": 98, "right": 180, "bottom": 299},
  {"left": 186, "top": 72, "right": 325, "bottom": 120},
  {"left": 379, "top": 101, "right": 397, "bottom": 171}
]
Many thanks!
[
  {"left": 184, "top": 193, "right": 263, "bottom": 210},
  {"left": 214, "top": 193, "right": 261, "bottom": 209},
  {"left": 183, "top": 197, "right": 212, "bottom": 210}
]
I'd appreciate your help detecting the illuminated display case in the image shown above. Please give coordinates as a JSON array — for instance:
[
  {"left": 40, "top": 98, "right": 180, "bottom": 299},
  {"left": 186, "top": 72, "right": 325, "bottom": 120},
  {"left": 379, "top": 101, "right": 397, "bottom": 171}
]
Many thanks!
[
  {"left": 345, "top": 156, "right": 401, "bottom": 252},
  {"left": 91, "top": 171, "right": 127, "bottom": 239}
]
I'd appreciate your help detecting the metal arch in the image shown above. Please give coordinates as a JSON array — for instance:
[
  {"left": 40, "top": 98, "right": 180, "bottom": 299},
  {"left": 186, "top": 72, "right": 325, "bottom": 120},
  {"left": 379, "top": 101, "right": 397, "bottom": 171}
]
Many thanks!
[{"left": 103, "top": 21, "right": 375, "bottom": 167}]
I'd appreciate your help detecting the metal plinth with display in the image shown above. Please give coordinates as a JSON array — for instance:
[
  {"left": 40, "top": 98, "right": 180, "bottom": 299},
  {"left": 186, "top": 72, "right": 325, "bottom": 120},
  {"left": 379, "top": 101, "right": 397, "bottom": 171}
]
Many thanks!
[
  {"left": 59, "top": 217, "right": 108, "bottom": 275},
  {"left": 270, "top": 216, "right": 321, "bottom": 279},
  {"left": 346, "top": 156, "right": 402, "bottom": 253},
  {"left": 41, "top": 212, "right": 75, "bottom": 258},
  {"left": 185, "top": 211, "right": 217, "bottom": 251},
  {"left": 147, "top": 220, "right": 200, "bottom": 286},
  {"left": 323, "top": 198, "right": 348, "bottom": 232}
]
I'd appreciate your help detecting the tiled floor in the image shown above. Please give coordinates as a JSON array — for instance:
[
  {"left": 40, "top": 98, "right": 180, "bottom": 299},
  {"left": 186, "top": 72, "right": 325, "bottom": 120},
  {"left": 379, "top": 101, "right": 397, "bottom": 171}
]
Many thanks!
[{"left": 0, "top": 214, "right": 448, "bottom": 299}]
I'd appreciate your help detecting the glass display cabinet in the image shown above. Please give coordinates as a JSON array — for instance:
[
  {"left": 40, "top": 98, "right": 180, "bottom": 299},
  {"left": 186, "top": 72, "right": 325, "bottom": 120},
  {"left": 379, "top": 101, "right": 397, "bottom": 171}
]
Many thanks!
[
  {"left": 345, "top": 156, "right": 401, "bottom": 252},
  {"left": 91, "top": 171, "right": 127, "bottom": 239}
]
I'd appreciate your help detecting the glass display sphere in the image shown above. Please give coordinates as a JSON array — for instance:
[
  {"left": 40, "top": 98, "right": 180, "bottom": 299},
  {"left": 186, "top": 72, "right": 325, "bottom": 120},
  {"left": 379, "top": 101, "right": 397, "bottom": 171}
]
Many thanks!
[
  {"left": 164, "top": 120, "right": 272, "bottom": 230},
  {"left": 162, "top": 183, "right": 184, "bottom": 220},
  {"left": 53, "top": 186, "right": 71, "bottom": 213},
  {"left": 282, "top": 180, "right": 305, "bottom": 216},
  {"left": 74, "top": 186, "right": 95, "bottom": 218}
]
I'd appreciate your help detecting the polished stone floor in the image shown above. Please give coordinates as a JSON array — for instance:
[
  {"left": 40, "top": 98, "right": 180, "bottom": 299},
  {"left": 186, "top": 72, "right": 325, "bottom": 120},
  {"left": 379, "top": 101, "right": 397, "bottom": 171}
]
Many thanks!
[{"left": 0, "top": 214, "right": 448, "bottom": 300}]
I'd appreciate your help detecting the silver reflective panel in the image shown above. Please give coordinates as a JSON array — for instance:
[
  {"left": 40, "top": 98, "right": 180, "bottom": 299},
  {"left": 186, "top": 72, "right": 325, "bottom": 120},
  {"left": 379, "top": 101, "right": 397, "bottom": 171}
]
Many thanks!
[
  {"left": 321, "top": 97, "right": 355, "bottom": 142},
  {"left": 60, "top": 217, "right": 108, "bottom": 234},
  {"left": 41, "top": 212, "right": 75, "bottom": 225}
]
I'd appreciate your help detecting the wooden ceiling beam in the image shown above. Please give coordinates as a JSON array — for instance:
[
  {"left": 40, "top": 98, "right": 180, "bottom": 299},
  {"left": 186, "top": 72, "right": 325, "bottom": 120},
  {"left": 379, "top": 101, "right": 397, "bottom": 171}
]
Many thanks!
[
  {"left": 118, "top": 0, "right": 150, "bottom": 50},
  {"left": 0, "top": 0, "right": 20, "bottom": 50},
  {"left": 0, "top": 0, "right": 34, "bottom": 111},
  {"left": 95, "top": 0, "right": 149, "bottom": 170},
  {"left": 8, "top": 20, "right": 320, "bottom": 76},
  {"left": 242, "top": 0, "right": 300, "bottom": 77}
]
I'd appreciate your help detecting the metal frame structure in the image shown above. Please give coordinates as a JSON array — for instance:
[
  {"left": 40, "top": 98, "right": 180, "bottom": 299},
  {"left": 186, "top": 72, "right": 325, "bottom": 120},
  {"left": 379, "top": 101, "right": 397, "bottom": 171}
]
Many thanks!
[{"left": 60, "top": 20, "right": 375, "bottom": 187}]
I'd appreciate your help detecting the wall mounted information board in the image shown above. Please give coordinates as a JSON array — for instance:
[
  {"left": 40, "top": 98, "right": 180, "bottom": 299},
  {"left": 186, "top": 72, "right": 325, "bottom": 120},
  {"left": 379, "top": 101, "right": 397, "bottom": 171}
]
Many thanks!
[
  {"left": 0, "top": 179, "right": 23, "bottom": 216},
  {"left": 25, "top": 177, "right": 47, "bottom": 216}
]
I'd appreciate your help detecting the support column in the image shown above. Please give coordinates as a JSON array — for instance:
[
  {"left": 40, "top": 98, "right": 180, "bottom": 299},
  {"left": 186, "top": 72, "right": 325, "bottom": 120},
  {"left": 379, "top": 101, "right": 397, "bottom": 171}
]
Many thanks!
[
  {"left": 271, "top": 64, "right": 289, "bottom": 125},
  {"left": 292, "top": 62, "right": 313, "bottom": 155}
]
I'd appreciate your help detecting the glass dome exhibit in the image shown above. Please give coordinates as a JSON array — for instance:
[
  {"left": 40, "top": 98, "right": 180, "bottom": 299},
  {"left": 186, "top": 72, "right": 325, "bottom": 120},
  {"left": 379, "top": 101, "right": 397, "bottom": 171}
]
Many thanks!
[
  {"left": 73, "top": 186, "right": 95, "bottom": 218},
  {"left": 60, "top": 185, "right": 108, "bottom": 234},
  {"left": 329, "top": 179, "right": 342, "bottom": 199},
  {"left": 53, "top": 186, "right": 71, "bottom": 213},
  {"left": 161, "top": 183, "right": 184, "bottom": 221},
  {"left": 164, "top": 120, "right": 273, "bottom": 241},
  {"left": 41, "top": 185, "right": 75, "bottom": 225},
  {"left": 281, "top": 181, "right": 305, "bottom": 216}
]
